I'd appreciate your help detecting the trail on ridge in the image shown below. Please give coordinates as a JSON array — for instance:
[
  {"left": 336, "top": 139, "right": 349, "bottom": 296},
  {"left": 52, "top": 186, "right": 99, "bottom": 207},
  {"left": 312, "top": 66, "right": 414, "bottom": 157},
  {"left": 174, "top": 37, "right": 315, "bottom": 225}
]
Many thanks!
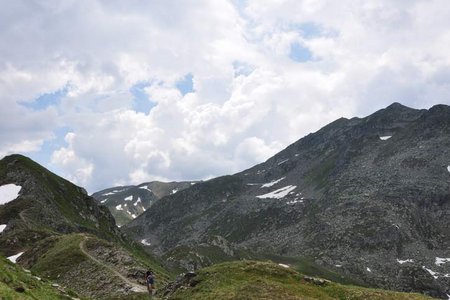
[{"left": 79, "top": 235, "right": 147, "bottom": 293}]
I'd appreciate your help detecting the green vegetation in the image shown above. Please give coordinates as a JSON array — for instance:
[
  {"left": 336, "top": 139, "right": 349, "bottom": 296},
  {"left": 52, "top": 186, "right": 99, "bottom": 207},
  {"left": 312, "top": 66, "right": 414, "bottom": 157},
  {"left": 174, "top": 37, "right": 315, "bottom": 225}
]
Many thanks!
[
  {"left": 111, "top": 209, "right": 132, "bottom": 227},
  {"left": 31, "top": 234, "right": 86, "bottom": 279},
  {"left": 169, "top": 260, "right": 433, "bottom": 300},
  {"left": 260, "top": 255, "right": 363, "bottom": 286},
  {"left": 26, "top": 233, "right": 171, "bottom": 298},
  {"left": 88, "top": 235, "right": 172, "bottom": 285},
  {"left": 0, "top": 154, "right": 174, "bottom": 298},
  {"left": 0, "top": 154, "right": 117, "bottom": 241},
  {"left": 0, "top": 255, "right": 78, "bottom": 299}
]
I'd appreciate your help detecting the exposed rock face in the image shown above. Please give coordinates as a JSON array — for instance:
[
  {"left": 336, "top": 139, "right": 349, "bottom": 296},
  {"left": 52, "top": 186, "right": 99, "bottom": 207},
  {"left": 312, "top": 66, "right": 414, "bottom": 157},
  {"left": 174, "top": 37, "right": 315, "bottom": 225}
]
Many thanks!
[
  {"left": 125, "top": 103, "right": 450, "bottom": 298},
  {"left": 92, "top": 181, "right": 197, "bottom": 226},
  {"left": 160, "top": 272, "right": 200, "bottom": 299}
]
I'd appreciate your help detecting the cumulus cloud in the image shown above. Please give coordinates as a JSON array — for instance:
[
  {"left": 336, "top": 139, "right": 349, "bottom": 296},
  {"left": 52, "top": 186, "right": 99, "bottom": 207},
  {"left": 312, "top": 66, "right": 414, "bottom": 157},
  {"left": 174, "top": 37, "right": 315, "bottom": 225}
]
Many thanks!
[{"left": 1, "top": 0, "right": 450, "bottom": 192}]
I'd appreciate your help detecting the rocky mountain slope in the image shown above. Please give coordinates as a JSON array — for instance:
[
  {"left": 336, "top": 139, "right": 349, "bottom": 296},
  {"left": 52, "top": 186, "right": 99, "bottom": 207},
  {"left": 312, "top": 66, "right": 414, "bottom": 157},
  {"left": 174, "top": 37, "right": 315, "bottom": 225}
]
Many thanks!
[
  {"left": 0, "top": 154, "right": 170, "bottom": 299},
  {"left": 92, "top": 181, "right": 197, "bottom": 226},
  {"left": 125, "top": 103, "right": 450, "bottom": 298}
]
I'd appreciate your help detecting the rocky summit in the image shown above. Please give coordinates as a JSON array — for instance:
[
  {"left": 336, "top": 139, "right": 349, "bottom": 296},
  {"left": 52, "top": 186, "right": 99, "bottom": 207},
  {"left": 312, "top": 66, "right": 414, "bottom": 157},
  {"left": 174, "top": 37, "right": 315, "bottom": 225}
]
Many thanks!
[
  {"left": 92, "top": 180, "right": 197, "bottom": 226},
  {"left": 125, "top": 103, "right": 450, "bottom": 298}
]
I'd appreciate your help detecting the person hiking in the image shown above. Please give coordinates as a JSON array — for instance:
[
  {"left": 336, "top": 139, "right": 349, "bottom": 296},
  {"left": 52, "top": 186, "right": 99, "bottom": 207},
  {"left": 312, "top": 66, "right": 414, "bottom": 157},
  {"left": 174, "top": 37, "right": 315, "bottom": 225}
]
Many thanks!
[{"left": 145, "top": 270, "right": 156, "bottom": 296}]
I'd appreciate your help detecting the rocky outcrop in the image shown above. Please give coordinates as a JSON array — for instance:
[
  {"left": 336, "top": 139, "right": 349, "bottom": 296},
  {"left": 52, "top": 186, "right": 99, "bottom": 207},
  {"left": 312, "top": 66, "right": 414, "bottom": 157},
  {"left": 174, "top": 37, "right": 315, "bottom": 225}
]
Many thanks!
[{"left": 160, "top": 272, "right": 200, "bottom": 299}]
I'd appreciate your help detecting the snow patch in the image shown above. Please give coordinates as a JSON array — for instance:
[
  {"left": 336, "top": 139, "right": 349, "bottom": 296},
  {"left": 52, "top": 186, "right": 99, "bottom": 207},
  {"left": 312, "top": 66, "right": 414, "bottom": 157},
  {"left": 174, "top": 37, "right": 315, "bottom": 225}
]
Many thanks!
[
  {"left": 171, "top": 189, "right": 178, "bottom": 194},
  {"left": 435, "top": 257, "right": 450, "bottom": 266},
  {"left": 379, "top": 135, "right": 392, "bottom": 140},
  {"left": 139, "top": 186, "right": 151, "bottom": 191},
  {"left": 115, "top": 204, "right": 123, "bottom": 211},
  {"left": 278, "top": 263, "right": 289, "bottom": 268},
  {"left": 0, "top": 224, "right": 6, "bottom": 233},
  {"left": 190, "top": 182, "right": 196, "bottom": 185},
  {"left": 366, "top": 267, "right": 372, "bottom": 272},
  {"left": 124, "top": 195, "right": 133, "bottom": 201},
  {"left": 141, "top": 239, "right": 151, "bottom": 246},
  {"left": 131, "top": 214, "right": 137, "bottom": 219},
  {"left": 134, "top": 198, "right": 142, "bottom": 206},
  {"left": 286, "top": 199, "right": 303, "bottom": 205},
  {"left": 100, "top": 198, "right": 108, "bottom": 204},
  {"left": 335, "top": 264, "right": 342, "bottom": 268},
  {"left": 447, "top": 166, "right": 450, "bottom": 173},
  {"left": 397, "top": 259, "right": 413, "bottom": 264},
  {"left": 0, "top": 184, "right": 22, "bottom": 205},
  {"left": 277, "top": 159, "right": 289, "bottom": 165},
  {"left": 7, "top": 252, "right": 24, "bottom": 263},
  {"left": 102, "top": 192, "right": 115, "bottom": 196},
  {"left": 246, "top": 183, "right": 260, "bottom": 186},
  {"left": 423, "top": 266, "right": 439, "bottom": 279},
  {"left": 257, "top": 185, "right": 296, "bottom": 199},
  {"left": 261, "top": 177, "right": 285, "bottom": 188}
]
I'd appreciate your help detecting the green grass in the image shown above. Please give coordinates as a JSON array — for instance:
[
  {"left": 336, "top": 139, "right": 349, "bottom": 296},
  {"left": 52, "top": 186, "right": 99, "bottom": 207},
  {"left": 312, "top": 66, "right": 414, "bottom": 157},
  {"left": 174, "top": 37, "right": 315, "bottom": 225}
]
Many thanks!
[
  {"left": 260, "top": 255, "right": 363, "bottom": 286},
  {"left": 88, "top": 235, "right": 173, "bottom": 285},
  {"left": 27, "top": 233, "right": 171, "bottom": 298},
  {"left": 0, "top": 154, "right": 118, "bottom": 241},
  {"left": 0, "top": 255, "right": 78, "bottom": 299},
  {"left": 31, "top": 234, "right": 86, "bottom": 279},
  {"left": 168, "top": 260, "right": 433, "bottom": 300},
  {"left": 111, "top": 210, "right": 133, "bottom": 227}
]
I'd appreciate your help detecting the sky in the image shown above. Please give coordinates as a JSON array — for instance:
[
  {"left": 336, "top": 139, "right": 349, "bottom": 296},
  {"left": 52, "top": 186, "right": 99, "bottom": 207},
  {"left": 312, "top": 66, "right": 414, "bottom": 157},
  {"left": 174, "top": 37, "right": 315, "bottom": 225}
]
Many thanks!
[{"left": 1, "top": 0, "right": 450, "bottom": 193}]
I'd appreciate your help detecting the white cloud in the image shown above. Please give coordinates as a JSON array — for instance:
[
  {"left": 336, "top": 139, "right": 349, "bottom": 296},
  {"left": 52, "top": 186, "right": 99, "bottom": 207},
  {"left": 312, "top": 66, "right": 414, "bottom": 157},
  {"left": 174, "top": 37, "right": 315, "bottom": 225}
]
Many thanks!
[{"left": 0, "top": 0, "right": 450, "bottom": 192}]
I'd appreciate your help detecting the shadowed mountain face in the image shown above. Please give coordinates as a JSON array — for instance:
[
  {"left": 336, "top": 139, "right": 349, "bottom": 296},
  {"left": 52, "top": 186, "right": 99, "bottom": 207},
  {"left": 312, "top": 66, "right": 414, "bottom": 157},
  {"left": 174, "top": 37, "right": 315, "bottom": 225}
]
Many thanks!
[
  {"left": 125, "top": 103, "right": 450, "bottom": 298},
  {"left": 0, "top": 154, "right": 121, "bottom": 255},
  {"left": 92, "top": 181, "right": 197, "bottom": 226}
]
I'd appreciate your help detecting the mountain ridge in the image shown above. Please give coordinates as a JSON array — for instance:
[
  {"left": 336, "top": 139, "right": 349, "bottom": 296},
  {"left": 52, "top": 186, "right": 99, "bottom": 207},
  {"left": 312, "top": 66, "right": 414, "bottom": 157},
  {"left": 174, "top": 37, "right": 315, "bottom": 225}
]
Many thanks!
[
  {"left": 125, "top": 103, "right": 450, "bottom": 298},
  {"left": 92, "top": 180, "right": 198, "bottom": 226},
  {"left": 0, "top": 154, "right": 171, "bottom": 299}
]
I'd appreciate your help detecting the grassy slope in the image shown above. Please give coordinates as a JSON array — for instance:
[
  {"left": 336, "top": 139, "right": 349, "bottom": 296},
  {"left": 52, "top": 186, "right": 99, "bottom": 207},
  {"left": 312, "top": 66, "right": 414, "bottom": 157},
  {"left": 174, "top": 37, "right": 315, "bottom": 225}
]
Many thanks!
[
  {"left": 1, "top": 155, "right": 173, "bottom": 297},
  {"left": 0, "top": 154, "right": 117, "bottom": 241},
  {"left": 169, "top": 261, "right": 433, "bottom": 300},
  {"left": 0, "top": 256, "right": 79, "bottom": 300},
  {"left": 260, "top": 255, "right": 364, "bottom": 286},
  {"left": 27, "top": 233, "right": 170, "bottom": 299}
]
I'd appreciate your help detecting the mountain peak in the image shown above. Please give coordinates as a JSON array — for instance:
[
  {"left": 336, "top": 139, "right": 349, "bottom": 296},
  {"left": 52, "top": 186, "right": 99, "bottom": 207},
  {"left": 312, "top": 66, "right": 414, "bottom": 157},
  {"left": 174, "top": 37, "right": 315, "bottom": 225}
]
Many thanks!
[{"left": 385, "top": 102, "right": 413, "bottom": 111}]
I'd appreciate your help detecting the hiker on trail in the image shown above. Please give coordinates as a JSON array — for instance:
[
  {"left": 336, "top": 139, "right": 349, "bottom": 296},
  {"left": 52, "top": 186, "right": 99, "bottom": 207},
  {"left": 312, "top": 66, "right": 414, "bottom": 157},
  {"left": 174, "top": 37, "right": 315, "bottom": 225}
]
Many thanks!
[{"left": 146, "top": 270, "right": 156, "bottom": 296}]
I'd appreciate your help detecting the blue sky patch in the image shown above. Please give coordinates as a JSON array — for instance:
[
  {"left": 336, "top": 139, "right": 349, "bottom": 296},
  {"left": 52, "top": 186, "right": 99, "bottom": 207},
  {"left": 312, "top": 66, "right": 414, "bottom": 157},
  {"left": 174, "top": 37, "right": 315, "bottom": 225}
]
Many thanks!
[
  {"left": 289, "top": 42, "right": 313, "bottom": 63},
  {"left": 176, "top": 73, "right": 194, "bottom": 96},
  {"left": 130, "top": 82, "right": 157, "bottom": 113},
  {"left": 21, "top": 86, "right": 68, "bottom": 111},
  {"left": 294, "top": 22, "right": 322, "bottom": 39}
]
